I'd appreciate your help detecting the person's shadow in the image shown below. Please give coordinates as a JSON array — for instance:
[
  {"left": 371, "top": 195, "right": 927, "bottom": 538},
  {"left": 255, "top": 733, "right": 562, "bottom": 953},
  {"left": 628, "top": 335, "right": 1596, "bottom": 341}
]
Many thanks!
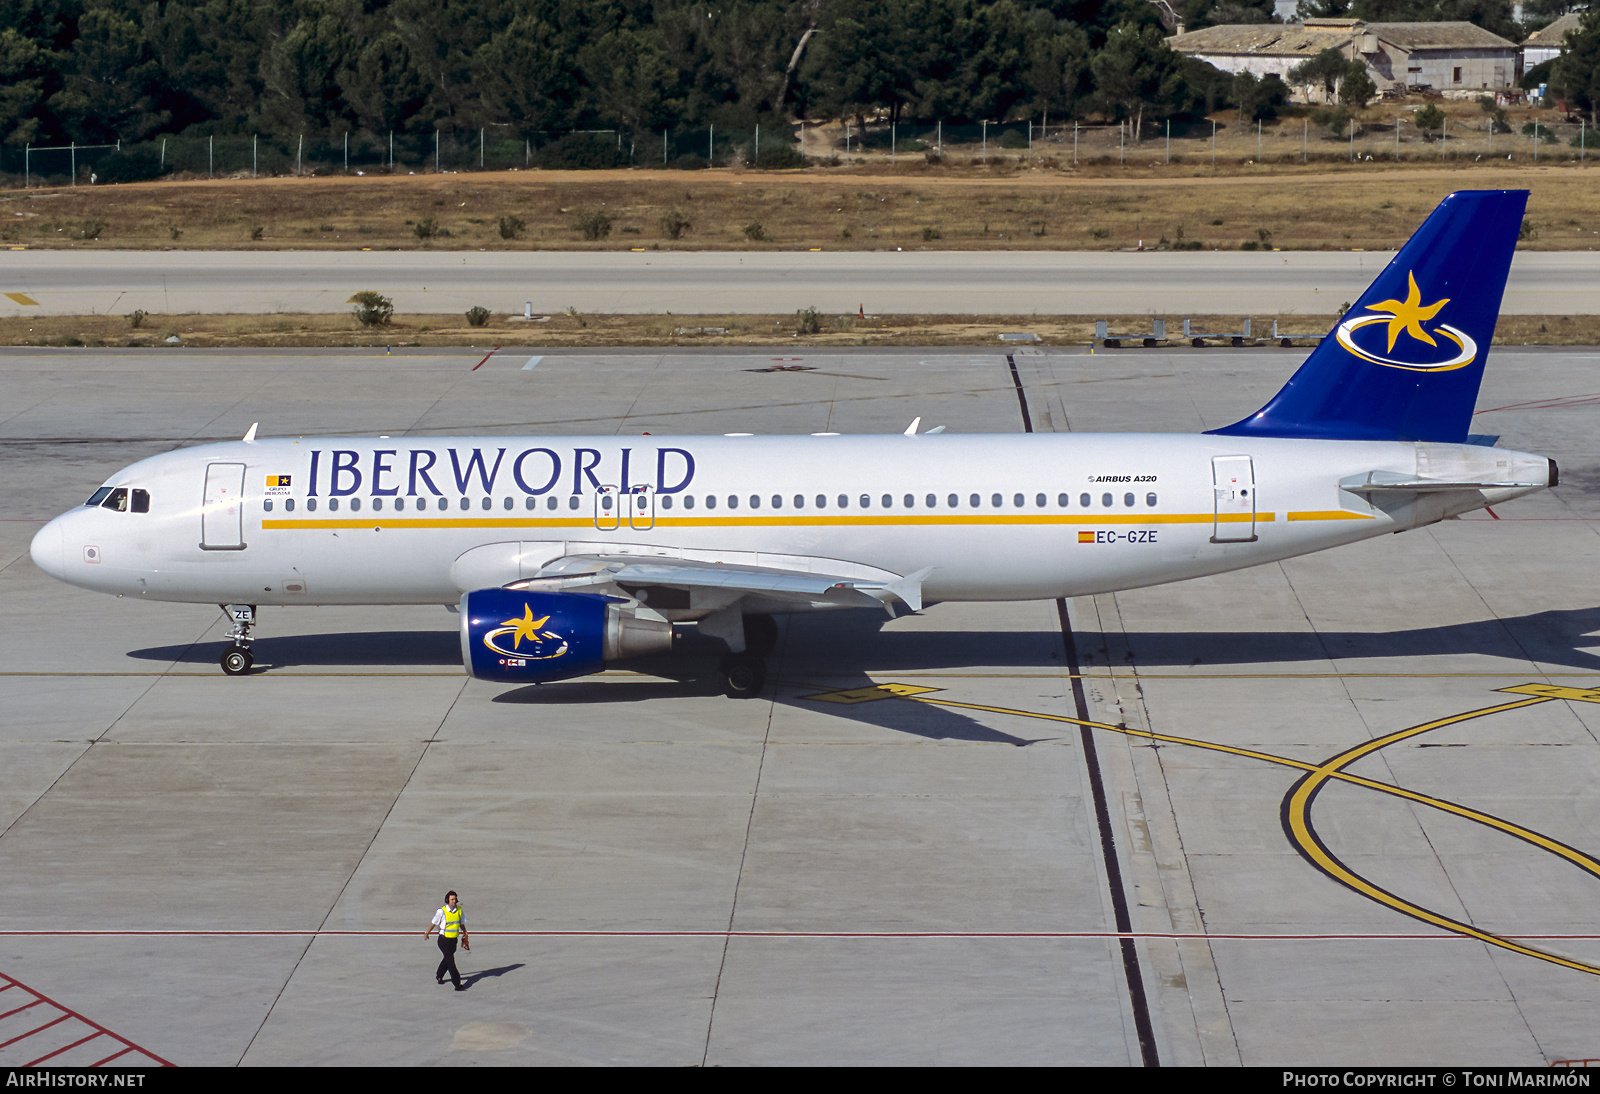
[{"left": 461, "top": 962, "right": 525, "bottom": 989}]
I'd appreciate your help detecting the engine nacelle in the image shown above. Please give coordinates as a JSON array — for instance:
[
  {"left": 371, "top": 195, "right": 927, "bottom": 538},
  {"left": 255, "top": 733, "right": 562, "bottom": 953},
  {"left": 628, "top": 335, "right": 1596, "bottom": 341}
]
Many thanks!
[{"left": 460, "top": 589, "right": 674, "bottom": 683}]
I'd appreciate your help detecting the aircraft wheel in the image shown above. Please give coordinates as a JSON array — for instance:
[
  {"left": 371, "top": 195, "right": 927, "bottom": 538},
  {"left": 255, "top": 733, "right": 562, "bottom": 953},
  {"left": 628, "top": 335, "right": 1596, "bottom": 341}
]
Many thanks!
[
  {"left": 221, "top": 645, "right": 253, "bottom": 676},
  {"left": 742, "top": 614, "right": 779, "bottom": 657},
  {"left": 721, "top": 655, "right": 766, "bottom": 699}
]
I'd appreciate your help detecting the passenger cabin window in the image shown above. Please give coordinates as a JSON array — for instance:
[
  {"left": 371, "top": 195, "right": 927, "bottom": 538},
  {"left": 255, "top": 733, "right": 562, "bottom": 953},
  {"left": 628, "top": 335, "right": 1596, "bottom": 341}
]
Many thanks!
[
  {"left": 1080, "top": 493, "right": 1091, "bottom": 507},
  {"left": 1058, "top": 493, "right": 1069, "bottom": 507},
  {"left": 1101, "top": 493, "right": 1112, "bottom": 507},
  {"left": 793, "top": 495, "right": 805, "bottom": 509},
  {"left": 662, "top": 496, "right": 674, "bottom": 510},
  {"left": 372, "top": 499, "right": 382, "bottom": 511},
  {"left": 263, "top": 499, "right": 273, "bottom": 512},
  {"left": 1013, "top": 493, "right": 1024, "bottom": 507},
  {"left": 837, "top": 495, "right": 848, "bottom": 508},
  {"left": 568, "top": 496, "right": 580, "bottom": 510},
  {"left": 350, "top": 498, "right": 362, "bottom": 512},
  {"left": 1124, "top": 492, "right": 1135, "bottom": 507},
  {"left": 1146, "top": 493, "right": 1158, "bottom": 507},
  {"left": 394, "top": 498, "right": 404, "bottom": 511},
  {"left": 970, "top": 494, "right": 980, "bottom": 507},
  {"left": 706, "top": 496, "right": 718, "bottom": 510},
  {"left": 307, "top": 498, "right": 318, "bottom": 512},
  {"left": 816, "top": 495, "right": 827, "bottom": 508},
  {"left": 860, "top": 494, "right": 871, "bottom": 508},
  {"left": 927, "top": 494, "right": 937, "bottom": 507},
  {"left": 285, "top": 498, "right": 296, "bottom": 512},
  {"left": 683, "top": 496, "right": 695, "bottom": 510},
  {"left": 948, "top": 494, "right": 959, "bottom": 507},
  {"left": 329, "top": 498, "right": 340, "bottom": 511}
]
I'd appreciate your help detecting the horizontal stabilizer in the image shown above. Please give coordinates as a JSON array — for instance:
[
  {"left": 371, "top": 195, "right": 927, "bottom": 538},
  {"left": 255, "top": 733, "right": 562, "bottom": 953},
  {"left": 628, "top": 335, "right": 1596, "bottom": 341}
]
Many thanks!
[{"left": 1341, "top": 471, "right": 1542, "bottom": 494}]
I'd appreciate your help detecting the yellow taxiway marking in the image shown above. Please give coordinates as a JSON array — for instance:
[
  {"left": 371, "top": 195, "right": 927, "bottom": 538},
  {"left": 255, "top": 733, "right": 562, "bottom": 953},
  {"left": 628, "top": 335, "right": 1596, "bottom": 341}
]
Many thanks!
[
  {"left": 802, "top": 681, "right": 1600, "bottom": 976},
  {"left": 4, "top": 292, "right": 39, "bottom": 306},
  {"left": 802, "top": 684, "right": 943, "bottom": 704}
]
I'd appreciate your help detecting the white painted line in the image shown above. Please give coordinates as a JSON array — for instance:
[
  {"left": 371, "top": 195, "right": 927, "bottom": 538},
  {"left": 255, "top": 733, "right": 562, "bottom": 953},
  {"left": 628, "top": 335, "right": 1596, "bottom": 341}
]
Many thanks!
[{"left": 522, "top": 356, "right": 543, "bottom": 370}]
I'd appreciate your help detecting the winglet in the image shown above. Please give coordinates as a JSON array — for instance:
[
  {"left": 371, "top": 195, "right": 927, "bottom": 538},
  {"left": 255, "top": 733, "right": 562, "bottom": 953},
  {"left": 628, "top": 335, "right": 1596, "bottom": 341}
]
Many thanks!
[
  {"left": 904, "top": 417, "right": 922, "bottom": 436},
  {"left": 242, "top": 422, "right": 259, "bottom": 443}
]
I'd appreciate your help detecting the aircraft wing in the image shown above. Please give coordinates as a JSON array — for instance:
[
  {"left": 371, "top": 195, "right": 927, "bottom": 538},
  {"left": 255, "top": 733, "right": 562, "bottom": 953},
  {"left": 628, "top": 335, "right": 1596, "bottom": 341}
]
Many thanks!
[{"left": 509, "top": 553, "right": 934, "bottom": 615}]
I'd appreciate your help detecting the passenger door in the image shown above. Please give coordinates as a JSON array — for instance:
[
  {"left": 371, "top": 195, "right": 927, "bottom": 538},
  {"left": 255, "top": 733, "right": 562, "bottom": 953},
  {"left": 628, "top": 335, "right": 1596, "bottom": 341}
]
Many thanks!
[{"left": 201, "top": 462, "right": 247, "bottom": 550}]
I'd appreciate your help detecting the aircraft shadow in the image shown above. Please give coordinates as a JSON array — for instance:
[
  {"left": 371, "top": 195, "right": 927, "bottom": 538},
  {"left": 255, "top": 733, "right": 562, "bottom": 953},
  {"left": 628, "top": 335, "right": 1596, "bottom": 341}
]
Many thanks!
[{"left": 125, "top": 604, "right": 1600, "bottom": 744}]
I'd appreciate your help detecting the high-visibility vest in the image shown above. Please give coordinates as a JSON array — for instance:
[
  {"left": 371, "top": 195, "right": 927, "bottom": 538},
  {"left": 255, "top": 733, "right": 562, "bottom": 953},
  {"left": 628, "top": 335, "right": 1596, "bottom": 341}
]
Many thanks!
[{"left": 441, "top": 906, "right": 463, "bottom": 938}]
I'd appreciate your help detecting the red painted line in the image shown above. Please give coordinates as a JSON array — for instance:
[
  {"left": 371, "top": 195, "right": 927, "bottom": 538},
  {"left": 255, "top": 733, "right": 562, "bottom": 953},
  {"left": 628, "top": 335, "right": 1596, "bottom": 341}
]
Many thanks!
[
  {"left": 18, "top": 928, "right": 1600, "bottom": 941},
  {"left": 1485, "top": 506, "right": 1501, "bottom": 520},
  {"left": 89, "top": 1046, "right": 134, "bottom": 1068},
  {"left": 0, "top": 997, "right": 43, "bottom": 1021},
  {"left": 0, "top": 1013, "right": 69, "bottom": 1050},
  {"left": 470, "top": 346, "right": 500, "bottom": 371},
  {"left": 0, "top": 972, "right": 174, "bottom": 1067},
  {"left": 28, "top": 1030, "right": 103, "bottom": 1067}
]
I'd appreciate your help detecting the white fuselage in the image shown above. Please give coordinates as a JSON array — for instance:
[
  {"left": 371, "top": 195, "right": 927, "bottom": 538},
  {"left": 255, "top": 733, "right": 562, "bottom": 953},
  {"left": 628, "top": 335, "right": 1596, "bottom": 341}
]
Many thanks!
[{"left": 30, "top": 433, "right": 1549, "bottom": 610}]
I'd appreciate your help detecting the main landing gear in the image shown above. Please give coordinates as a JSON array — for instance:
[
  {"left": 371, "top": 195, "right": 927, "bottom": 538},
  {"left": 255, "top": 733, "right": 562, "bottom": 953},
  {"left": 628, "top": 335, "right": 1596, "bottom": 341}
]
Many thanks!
[
  {"left": 220, "top": 604, "right": 256, "bottom": 675},
  {"left": 719, "top": 614, "right": 777, "bottom": 698},
  {"left": 720, "top": 654, "right": 767, "bottom": 699}
]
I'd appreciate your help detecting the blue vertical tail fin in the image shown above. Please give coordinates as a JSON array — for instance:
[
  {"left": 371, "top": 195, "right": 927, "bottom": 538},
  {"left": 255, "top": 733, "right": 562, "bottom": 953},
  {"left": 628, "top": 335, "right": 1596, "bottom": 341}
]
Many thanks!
[{"left": 1208, "top": 190, "right": 1527, "bottom": 442}]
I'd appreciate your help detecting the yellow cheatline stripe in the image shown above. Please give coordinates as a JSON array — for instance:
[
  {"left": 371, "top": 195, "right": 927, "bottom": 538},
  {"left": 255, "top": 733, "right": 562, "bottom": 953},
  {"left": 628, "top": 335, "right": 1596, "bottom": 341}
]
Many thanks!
[
  {"left": 884, "top": 689, "right": 1600, "bottom": 977},
  {"left": 1289, "top": 510, "right": 1376, "bottom": 521},
  {"left": 4, "top": 292, "right": 39, "bottom": 306},
  {"left": 260, "top": 511, "right": 1296, "bottom": 532}
]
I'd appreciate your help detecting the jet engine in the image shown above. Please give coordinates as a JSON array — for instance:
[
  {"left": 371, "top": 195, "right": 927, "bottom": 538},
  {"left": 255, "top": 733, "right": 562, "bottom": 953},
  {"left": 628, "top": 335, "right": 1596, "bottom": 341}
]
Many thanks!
[{"left": 460, "top": 588, "right": 673, "bottom": 684}]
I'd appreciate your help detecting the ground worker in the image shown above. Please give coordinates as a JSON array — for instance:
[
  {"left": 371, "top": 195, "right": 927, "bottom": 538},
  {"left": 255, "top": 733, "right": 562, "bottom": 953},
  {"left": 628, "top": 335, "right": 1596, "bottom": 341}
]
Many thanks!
[{"left": 424, "top": 890, "right": 470, "bottom": 990}]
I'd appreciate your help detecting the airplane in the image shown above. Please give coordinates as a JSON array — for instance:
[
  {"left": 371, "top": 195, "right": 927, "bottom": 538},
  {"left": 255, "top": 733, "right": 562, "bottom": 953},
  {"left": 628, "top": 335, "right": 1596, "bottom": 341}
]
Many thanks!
[{"left": 29, "top": 189, "right": 1553, "bottom": 698}]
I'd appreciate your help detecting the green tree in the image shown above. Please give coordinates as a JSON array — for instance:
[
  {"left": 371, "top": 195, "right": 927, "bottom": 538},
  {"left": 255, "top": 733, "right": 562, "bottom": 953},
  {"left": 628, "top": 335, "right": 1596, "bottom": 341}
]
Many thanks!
[
  {"left": 1091, "top": 22, "right": 1185, "bottom": 140},
  {"left": 49, "top": 3, "right": 171, "bottom": 143},
  {"left": 0, "top": 27, "right": 50, "bottom": 145},
  {"left": 1288, "top": 47, "right": 1352, "bottom": 101},
  {"left": 1339, "top": 61, "right": 1376, "bottom": 107},
  {"left": 1413, "top": 102, "right": 1445, "bottom": 134},
  {"left": 1553, "top": 8, "right": 1600, "bottom": 126}
]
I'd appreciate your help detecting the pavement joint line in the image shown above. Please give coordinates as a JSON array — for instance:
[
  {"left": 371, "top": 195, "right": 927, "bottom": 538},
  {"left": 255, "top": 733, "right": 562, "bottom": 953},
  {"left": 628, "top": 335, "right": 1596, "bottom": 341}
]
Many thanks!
[{"left": 236, "top": 675, "right": 469, "bottom": 1066}]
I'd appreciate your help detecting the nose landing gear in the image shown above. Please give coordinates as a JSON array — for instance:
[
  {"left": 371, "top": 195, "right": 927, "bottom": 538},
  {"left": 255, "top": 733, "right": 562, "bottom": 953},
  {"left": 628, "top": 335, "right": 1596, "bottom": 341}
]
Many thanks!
[{"left": 219, "top": 604, "right": 257, "bottom": 675}]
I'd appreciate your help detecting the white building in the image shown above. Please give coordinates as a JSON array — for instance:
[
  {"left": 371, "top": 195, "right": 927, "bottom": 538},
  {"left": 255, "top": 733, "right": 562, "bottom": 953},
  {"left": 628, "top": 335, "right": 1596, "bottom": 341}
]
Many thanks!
[
  {"left": 1522, "top": 12, "right": 1583, "bottom": 71},
  {"left": 1168, "top": 18, "right": 1521, "bottom": 99}
]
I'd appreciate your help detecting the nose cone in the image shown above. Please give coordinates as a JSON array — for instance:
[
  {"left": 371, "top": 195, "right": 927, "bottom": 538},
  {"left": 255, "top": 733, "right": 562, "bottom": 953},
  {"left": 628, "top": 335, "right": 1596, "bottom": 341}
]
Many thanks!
[{"left": 30, "top": 515, "right": 67, "bottom": 582}]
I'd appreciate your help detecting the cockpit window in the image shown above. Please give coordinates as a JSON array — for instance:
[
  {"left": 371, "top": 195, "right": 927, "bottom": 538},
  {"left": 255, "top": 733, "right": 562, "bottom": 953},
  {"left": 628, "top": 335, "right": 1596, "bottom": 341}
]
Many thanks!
[
  {"left": 131, "top": 489, "right": 150, "bottom": 513},
  {"left": 100, "top": 488, "right": 129, "bottom": 512},
  {"left": 85, "top": 487, "right": 113, "bottom": 507}
]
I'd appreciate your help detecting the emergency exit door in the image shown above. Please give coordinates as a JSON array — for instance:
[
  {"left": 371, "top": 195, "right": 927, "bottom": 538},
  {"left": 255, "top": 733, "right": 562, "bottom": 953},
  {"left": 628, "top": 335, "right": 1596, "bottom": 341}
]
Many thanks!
[{"left": 1211, "top": 455, "right": 1257, "bottom": 543}]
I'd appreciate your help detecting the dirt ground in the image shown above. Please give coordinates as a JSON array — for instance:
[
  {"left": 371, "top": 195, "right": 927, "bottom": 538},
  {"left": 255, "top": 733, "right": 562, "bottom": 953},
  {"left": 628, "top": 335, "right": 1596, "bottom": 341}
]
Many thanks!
[{"left": 5, "top": 310, "right": 1592, "bottom": 350}]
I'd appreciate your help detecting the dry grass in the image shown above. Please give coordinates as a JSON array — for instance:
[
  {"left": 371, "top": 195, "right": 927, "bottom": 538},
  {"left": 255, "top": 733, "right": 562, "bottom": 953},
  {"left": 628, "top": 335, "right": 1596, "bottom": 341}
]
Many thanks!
[
  {"left": 2, "top": 103, "right": 1599, "bottom": 256},
  {"left": 4, "top": 310, "right": 1595, "bottom": 349}
]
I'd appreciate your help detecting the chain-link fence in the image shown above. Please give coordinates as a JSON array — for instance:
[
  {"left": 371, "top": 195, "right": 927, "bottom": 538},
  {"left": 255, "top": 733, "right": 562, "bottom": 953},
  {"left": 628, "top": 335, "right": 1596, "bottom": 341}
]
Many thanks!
[{"left": 2, "top": 113, "right": 1593, "bottom": 185}]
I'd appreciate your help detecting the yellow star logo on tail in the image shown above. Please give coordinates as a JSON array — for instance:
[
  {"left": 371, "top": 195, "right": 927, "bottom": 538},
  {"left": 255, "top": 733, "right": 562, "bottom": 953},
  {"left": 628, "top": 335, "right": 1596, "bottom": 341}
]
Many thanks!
[
  {"left": 1368, "top": 271, "right": 1449, "bottom": 353},
  {"left": 500, "top": 606, "right": 551, "bottom": 650}
]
